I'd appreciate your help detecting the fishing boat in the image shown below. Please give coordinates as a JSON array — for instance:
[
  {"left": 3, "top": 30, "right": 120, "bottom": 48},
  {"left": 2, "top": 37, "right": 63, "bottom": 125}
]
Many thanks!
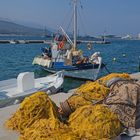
[
  {"left": 0, "top": 71, "right": 64, "bottom": 99},
  {"left": 9, "top": 40, "right": 17, "bottom": 44},
  {"left": 33, "top": 0, "right": 105, "bottom": 80}
]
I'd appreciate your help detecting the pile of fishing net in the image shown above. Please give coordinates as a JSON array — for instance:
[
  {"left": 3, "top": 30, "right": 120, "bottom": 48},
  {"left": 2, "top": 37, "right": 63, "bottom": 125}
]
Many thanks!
[
  {"left": 5, "top": 92, "right": 58, "bottom": 132},
  {"left": 76, "top": 73, "right": 130, "bottom": 101},
  {"left": 60, "top": 94, "right": 93, "bottom": 117},
  {"left": 68, "top": 104, "right": 122, "bottom": 140},
  {"left": 76, "top": 81, "right": 110, "bottom": 101},
  {"left": 5, "top": 73, "right": 131, "bottom": 139},
  {"left": 98, "top": 73, "right": 130, "bottom": 86},
  {"left": 18, "top": 104, "right": 122, "bottom": 140},
  {"left": 5, "top": 92, "right": 80, "bottom": 140},
  {"left": 20, "top": 118, "right": 79, "bottom": 140},
  {"left": 66, "top": 94, "right": 92, "bottom": 111}
]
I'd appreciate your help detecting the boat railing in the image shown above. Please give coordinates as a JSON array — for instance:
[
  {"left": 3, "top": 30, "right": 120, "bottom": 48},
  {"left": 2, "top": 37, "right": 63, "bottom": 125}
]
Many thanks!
[{"left": 54, "top": 50, "right": 65, "bottom": 63}]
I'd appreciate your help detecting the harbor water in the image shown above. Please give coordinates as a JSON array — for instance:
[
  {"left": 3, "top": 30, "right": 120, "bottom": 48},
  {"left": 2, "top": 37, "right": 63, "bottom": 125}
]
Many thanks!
[{"left": 0, "top": 36, "right": 140, "bottom": 98}]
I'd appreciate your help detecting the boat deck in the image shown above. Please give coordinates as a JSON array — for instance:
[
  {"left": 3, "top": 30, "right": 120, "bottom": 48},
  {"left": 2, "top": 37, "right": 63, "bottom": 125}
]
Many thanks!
[{"left": 0, "top": 73, "right": 61, "bottom": 98}]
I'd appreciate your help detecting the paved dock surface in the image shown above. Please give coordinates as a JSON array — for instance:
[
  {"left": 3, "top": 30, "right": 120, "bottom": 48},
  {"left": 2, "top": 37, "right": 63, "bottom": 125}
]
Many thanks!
[{"left": 0, "top": 105, "right": 19, "bottom": 140}]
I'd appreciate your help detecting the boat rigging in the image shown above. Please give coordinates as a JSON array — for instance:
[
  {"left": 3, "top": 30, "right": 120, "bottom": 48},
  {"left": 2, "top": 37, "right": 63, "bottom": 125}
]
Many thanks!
[{"left": 33, "top": 0, "right": 105, "bottom": 80}]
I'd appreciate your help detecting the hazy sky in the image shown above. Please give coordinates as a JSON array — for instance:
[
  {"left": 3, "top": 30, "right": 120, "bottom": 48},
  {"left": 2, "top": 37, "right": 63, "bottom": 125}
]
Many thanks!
[{"left": 0, "top": 0, "right": 140, "bottom": 36}]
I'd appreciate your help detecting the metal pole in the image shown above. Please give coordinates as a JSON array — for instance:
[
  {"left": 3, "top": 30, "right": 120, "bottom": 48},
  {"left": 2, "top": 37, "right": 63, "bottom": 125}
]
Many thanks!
[
  {"left": 73, "top": 0, "right": 77, "bottom": 51},
  {"left": 138, "top": 56, "right": 140, "bottom": 72},
  {"left": 60, "top": 26, "right": 74, "bottom": 46}
]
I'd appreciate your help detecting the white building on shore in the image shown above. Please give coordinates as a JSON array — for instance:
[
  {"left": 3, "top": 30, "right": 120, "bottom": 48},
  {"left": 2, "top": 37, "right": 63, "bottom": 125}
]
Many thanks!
[
  {"left": 138, "top": 34, "right": 140, "bottom": 39},
  {"left": 121, "top": 34, "right": 133, "bottom": 39}
]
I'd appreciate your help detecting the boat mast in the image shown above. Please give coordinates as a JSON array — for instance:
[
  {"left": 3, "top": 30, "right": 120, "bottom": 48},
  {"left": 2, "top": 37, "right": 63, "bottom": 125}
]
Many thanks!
[{"left": 73, "top": 0, "right": 77, "bottom": 51}]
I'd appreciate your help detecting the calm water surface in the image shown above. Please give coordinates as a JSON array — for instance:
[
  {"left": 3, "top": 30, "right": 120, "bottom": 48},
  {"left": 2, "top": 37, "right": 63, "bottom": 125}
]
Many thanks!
[{"left": 0, "top": 36, "right": 140, "bottom": 92}]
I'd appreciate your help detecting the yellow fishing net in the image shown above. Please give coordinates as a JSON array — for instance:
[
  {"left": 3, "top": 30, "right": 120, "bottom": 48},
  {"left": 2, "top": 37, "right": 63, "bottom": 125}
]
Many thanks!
[
  {"left": 5, "top": 92, "right": 58, "bottom": 132},
  {"left": 98, "top": 73, "right": 130, "bottom": 86},
  {"left": 5, "top": 73, "right": 129, "bottom": 139},
  {"left": 67, "top": 94, "right": 93, "bottom": 111},
  {"left": 76, "top": 81, "right": 110, "bottom": 101},
  {"left": 76, "top": 73, "right": 130, "bottom": 101},
  {"left": 20, "top": 118, "right": 79, "bottom": 140},
  {"left": 68, "top": 104, "right": 122, "bottom": 140}
]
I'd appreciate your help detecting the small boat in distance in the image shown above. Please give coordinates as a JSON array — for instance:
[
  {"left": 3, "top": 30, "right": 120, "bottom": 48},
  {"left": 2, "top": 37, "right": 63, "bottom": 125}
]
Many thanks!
[
  {"left": 18, "top": 40, "right": 27, "bottom": 44},
  {"left": 9, "top": 40, "right": 17, "bottom": 44},
  {"left": 33, "top": 0, "right": 105, "bottom": 80}
]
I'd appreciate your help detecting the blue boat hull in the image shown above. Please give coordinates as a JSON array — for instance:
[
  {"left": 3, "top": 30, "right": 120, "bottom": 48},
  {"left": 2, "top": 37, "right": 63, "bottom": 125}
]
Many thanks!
[{"left": 42, "top": 62, "right": 105, "bottom": 72}]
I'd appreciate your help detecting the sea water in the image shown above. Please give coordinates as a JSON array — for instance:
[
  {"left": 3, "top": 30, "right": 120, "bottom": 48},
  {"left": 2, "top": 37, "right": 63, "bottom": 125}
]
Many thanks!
[{"left": 0, "top": 36, "right": 140, "bottom": 100}]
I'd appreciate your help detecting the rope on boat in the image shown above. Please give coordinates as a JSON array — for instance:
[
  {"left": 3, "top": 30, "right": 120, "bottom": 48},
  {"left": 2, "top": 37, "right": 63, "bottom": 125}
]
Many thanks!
[{"left": 102, "top": 63, "right": 111, "bottom": 74}]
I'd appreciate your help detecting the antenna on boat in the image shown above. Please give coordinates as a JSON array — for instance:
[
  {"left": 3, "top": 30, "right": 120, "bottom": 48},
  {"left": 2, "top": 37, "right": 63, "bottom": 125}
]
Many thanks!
[
  {"left": 73, "top": 0, "right": 78, "bottom": 51},
  {"left": 138, "top": 56, "right": 140, "bottom": 72}
]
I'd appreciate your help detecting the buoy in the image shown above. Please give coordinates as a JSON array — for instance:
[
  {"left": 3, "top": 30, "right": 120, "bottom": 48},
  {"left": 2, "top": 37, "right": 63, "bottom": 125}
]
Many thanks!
[
  {"left": 113, "top": 58, "right": 116, "bottom": 61},
  {"left": 14, "top": 99, "right": 20, "bottom": 105},
  {"left": 122, "top": 53, "right": 126, "bottom": 57}
]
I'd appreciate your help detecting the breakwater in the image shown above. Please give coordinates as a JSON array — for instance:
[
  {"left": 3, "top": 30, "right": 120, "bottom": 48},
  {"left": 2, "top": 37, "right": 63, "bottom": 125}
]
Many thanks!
[{"left": 0, "top": 40, "right": 109, "bottom": 44}]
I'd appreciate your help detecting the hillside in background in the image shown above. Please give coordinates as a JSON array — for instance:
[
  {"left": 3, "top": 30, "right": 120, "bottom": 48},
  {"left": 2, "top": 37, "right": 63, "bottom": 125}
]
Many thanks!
[{"left": 0, "top": 20, "right": 51, "bottom": 36}]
